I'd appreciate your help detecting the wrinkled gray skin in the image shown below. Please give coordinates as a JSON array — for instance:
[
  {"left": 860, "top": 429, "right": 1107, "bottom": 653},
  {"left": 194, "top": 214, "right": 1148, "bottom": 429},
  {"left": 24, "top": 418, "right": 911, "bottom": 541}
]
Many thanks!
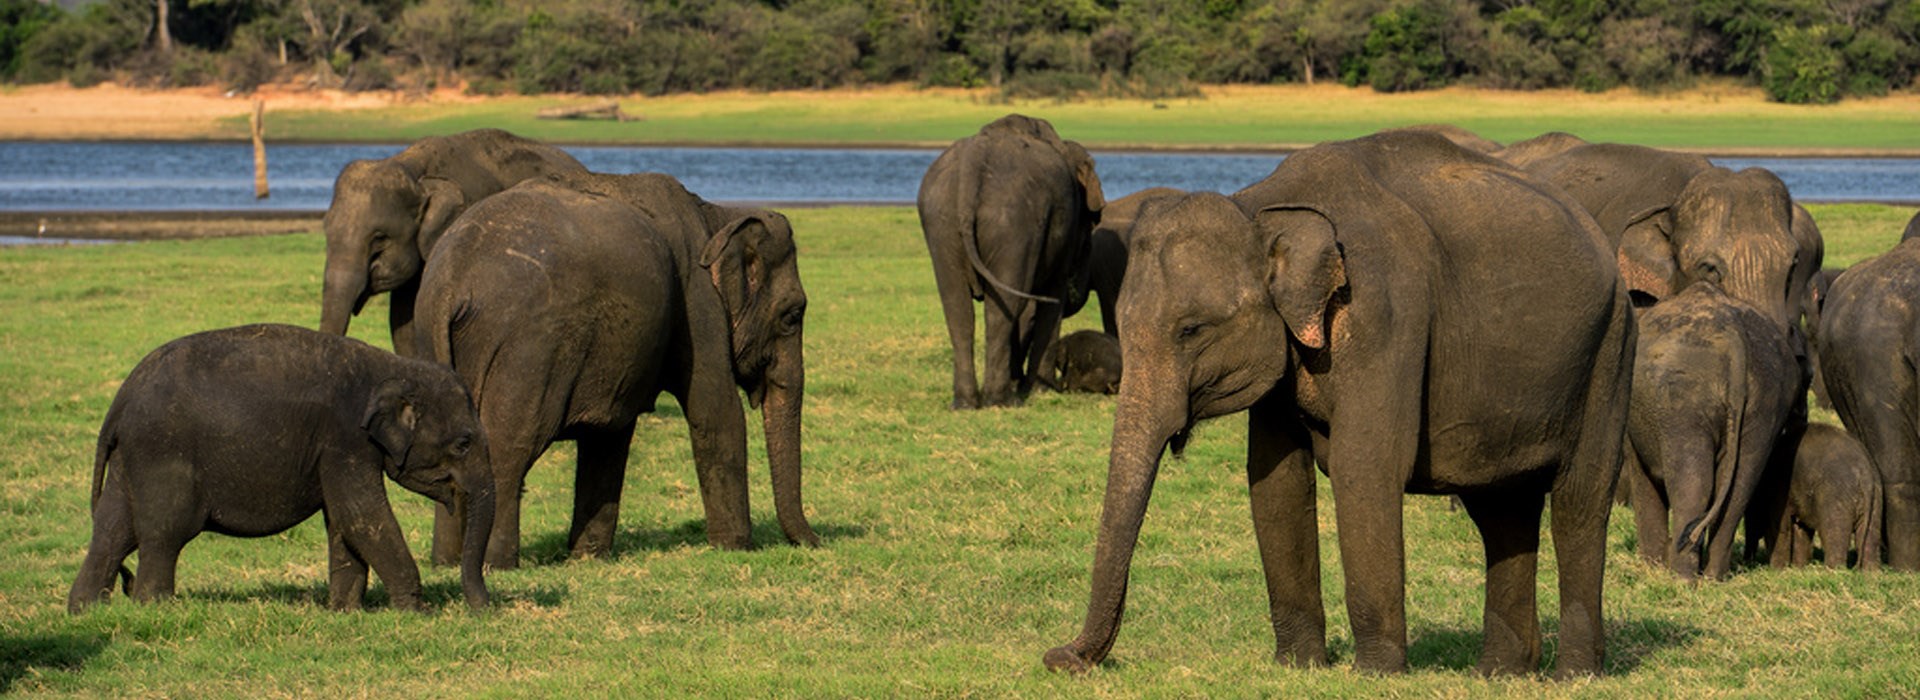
[
  {"left": 68, "top": 324, "right": 494, "bottom": 613},
  {"left": 416, "top": 173, "right": 816, "bottom": 570},
  {"left": 920, "top": 114, "right": 1104, "bottom": 409},
  {"left": 1623, "top": 284, "right": 1798, "bottom": 581},
  {"left": 1818, "top": 237, "right": 1920, "bottom": 570},
  {"left": 1086, "top": 187, "right": 1184, "bottom": 337},
  {"left": 320, "top": 128, "right": 585, "bottom": 358},
  {"left": 1902, "top": 209, "right": 1920, "bottom": 242},
  {"left": 1762, "top": 423, "right": 1883, "bottom": 570},
  {"left": 1037, "top": 329, "right": 1122, "bottom": 395},
  {"left": 1385, "top": 123, "right": 1502, "bottom": 153},
  {"left": 1803, "top": 267, "right": 1844, "bottom": 409},
  {"left": 1524, "top": 144, "right": 1818, "bottom": 332},
  {"left": 1044, "top": 131, "right": 1633, "bottom": 677}
]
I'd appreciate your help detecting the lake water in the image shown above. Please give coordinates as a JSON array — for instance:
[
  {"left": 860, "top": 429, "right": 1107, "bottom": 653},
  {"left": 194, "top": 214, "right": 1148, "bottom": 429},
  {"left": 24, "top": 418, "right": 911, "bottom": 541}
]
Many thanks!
[{"left": 1, "top": 141, "right": 1917, "bottom": 211}]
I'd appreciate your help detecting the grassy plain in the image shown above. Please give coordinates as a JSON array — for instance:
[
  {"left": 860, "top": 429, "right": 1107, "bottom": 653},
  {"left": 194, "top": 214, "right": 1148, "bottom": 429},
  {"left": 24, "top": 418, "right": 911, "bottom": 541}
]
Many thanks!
[
  {"left": 2, "top": 204, "right": 1918, "bottom": 696},
  {"left": 230, "top": 83, "right": 1920, "bottom": 153}
]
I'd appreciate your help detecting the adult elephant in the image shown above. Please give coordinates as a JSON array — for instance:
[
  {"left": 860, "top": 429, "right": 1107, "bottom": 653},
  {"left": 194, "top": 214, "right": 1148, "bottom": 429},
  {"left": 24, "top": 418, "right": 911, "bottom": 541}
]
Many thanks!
[
  {"left": 320, "top": 128, "right": 586, "bottom": 358},
  {"left": 1818, "top": 236, "right": 1920, "bottom": 570},
  {"left": 415, "top": 172, "right": 817, "bottom": 570},
  {"left": 1043, "top": 131, "right": 1633, "bottom": 677},
  {"left": 919, "top": 114, "right": 1104, "bottom": 409},
  {"left": 1086, "top": 187, "right": 1184, "bottom": 337},
  {"left": 1523, "top": 143, "right": 1817, "bottom": 328}
]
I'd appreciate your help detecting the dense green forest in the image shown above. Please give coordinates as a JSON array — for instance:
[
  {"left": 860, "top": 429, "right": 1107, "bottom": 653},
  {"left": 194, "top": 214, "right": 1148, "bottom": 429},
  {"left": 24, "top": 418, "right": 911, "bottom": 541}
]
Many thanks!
[{"left": 3, "top": 0, "right": 1917, "bottom": 104}]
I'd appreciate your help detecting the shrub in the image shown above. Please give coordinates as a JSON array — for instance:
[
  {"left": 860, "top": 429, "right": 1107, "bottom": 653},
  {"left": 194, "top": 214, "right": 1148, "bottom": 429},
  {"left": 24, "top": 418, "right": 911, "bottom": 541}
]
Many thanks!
[{"left": 1764, "top": 24, "right": 1843, "bottom": 104}]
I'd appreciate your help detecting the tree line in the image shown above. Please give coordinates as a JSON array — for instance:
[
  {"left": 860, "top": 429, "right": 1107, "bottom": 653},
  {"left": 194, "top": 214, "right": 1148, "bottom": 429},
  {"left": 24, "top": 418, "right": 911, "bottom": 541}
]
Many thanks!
[{"left": 3, "top": 0, "right": 1917, "bottom": 104}]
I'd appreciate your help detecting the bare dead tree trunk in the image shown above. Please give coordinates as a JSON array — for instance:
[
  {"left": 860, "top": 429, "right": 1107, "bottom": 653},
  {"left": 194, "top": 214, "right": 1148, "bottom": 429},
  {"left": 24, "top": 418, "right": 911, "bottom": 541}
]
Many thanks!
[{"left": 155, "top": 0, "right": 172, "bottom": 53}]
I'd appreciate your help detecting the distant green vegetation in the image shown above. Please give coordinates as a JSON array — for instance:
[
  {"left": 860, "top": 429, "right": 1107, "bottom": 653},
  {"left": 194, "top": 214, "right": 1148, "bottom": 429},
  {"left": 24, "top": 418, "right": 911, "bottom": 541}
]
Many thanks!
[
  {"left": 243, "top": 85, "right": 1920, "bottom": 151},
  {"left": 2, "top": 204, "right": 1918, "bottom": 696},
  {"left": 5, "top": 0, "right": 1919, "bottom": 105}
]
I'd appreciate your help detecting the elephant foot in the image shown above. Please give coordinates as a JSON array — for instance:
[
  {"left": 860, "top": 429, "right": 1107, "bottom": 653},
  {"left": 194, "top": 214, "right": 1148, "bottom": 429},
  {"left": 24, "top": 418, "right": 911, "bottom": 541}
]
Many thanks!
[
  {"left": 1042, "top": 645, "right": 1094, "bottom": 674},
  {"left": 950, "top": 396, "right": 979, "bottom": 411},
  {"left": 781, "top": 521, "right": 822, "bottom": 548}
]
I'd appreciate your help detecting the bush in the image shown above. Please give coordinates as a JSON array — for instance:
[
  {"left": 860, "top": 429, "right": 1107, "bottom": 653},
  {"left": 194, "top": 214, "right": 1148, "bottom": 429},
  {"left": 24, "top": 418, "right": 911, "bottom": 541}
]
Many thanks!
[
  {"left": 1764, "top": 24, "right": 1843, "bottom": 104},
  {"left": 0, "top": 0, "right": 62, "bottom": 80},
  {"left": 923, "top": 53, "right": 982, "bottom": 88},
  {"left": 220, "top": 36, "right": 279, "bottom": 92},
  {"left": 1354, "top": 4, "right": 1451, "bottom": 92},
  {"left": 343, "top": 53, "right": 394, "bottom": 91}
]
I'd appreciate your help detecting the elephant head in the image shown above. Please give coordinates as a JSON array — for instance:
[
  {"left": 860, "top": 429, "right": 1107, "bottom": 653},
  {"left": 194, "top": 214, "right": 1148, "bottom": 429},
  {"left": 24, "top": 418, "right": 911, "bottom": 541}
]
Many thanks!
[
  {"left": 361, "top": 368, "right": 495, "bottom": 610},
  {"left": 700, "top": 211, "right": 820, "bottom": 547},
  {"left": 1664, "top": 168, "right": 1802, "bottom": 329},
  {"left": 1046, "top": 193, "right": 1315, "bottom": 670},
  {"left": 320, "top": 159, "right": 466, "bottom": 339}
]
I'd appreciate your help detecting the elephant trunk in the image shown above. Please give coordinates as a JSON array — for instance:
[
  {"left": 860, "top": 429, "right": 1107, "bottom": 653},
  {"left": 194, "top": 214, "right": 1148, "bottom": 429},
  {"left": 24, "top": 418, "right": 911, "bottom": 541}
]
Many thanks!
[
  {"left": 763, "top": 332, "right": 819, "bottom": 547},
  {"left": 457, "top": 454, "right": 495, "bottom": 611},
  {"left": 1045, "top": 364, "right": 1185, "bottom": 672},
  {"left": 320, "top": 249, "right": 370, "bottom": 336}
]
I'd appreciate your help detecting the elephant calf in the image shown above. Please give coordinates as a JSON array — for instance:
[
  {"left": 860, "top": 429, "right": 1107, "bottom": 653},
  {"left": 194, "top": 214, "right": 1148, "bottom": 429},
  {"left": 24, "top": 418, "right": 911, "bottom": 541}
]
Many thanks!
[
  {"left": 1037, "top": 329, "right": 1121, "bottom": 395},
  {"left": 67, "top": 324, "right": 494, "bottom": 614},
  {"left": 1768, "top": 423, "right": 1883, "bottom": 570},
  {"left": 1626, "top": 283, "right": 1799, "bottom": 581}
]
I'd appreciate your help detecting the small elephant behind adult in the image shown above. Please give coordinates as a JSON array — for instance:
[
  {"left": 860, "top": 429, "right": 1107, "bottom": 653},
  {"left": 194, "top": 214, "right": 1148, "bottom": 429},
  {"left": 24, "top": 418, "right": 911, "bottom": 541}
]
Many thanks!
[
  {"left": 319, "top": 128, "right": 585, "bottom": 358},
  {"left": 1625, "top": 283, "right": 1799, "bottom": 581},
  {"left": 68, "top": 324, "right": 494, "bottom": 614},
  {"left": 1087, "top": 187, "right": 1184, "bottom": 337},
  {"left": 1769, "top": 423, "right": 1883, "bottom": 570},
  {"left": 919, "top": 113, "right": 1105, "bottom": 409},
  {"left": 1037, "top": 329, "right": 1122, "bottom": 395}
]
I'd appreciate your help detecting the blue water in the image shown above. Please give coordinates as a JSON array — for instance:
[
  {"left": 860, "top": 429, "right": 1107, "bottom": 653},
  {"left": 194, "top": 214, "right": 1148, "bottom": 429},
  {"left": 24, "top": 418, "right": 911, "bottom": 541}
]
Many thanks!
[{"left": 0, "top": 141, "right": 1915, "bottom": 211}]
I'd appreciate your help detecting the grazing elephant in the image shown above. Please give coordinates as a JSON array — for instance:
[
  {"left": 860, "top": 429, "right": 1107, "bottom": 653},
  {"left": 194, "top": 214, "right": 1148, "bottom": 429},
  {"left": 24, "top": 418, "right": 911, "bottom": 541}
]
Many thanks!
[
  {"left": 68, "top": 324, "right": 494, "bottom": 613},
  {"left": 1037, "top": 329, "right": 1122, "bottom": 395},
  {"left": 1623, "top": 283, "right": 1799, "bottom": 581},
  {"left": 1764, "top": 423, "right": 1883, "bottom": 570},
  {"left": 1819, "top": 236, "right": 1920, "bottom": 570},
  {"left": 1086, "top": 187, "right": 1184, "bottom": 337},
  {"left": 1043, "top": 131, "right": 1633, "bottom": 677},
  {"left": 319, "top": 128, "right": 586, "bottom": 358},
  {"left": 920, "top": 113, "right": 1104, "bottom": 409},
  {"left": 416, "top": 172, "right": 816, "bottom": 570}
]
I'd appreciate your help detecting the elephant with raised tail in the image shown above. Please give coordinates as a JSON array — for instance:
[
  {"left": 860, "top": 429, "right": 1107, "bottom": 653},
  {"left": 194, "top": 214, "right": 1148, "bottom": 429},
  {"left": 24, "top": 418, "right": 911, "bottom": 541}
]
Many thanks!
[
  {"left": 319, "top": 128, "right": 585, "bottom": 358},
  {"left": 919, "top": 114, "right": 1104, "bottom": 409},
  {"left": 1043, "top": 131, "right": 1633, "bottom": 677},
  {"left": 415, "top": 171, "right": 817, "bottom": 570}
]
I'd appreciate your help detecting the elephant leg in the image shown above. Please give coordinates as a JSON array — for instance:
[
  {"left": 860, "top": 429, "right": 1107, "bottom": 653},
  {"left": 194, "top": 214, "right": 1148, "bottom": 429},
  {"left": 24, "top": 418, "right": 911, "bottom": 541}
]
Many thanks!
[
  {"left": 1460, "top": 489, "right": 1544, "bottom": 675},
  {"left": 1768, "top": 502, "right": 1798, "bottom": 568},
  {"left": 1326, "top": 371, "right": 1421, "bottom": 674},
  {"left": 479, "top": 394, "right": 556, "bottom": 570},
  {"left": 680, "top": 366, "right": 754, "bottom": 550},
  {"left": 125, "top": 461, "right": 199, "bottom": 603},
  {"left": 1658, "top": 440, "right": 1714, "bottom": 581},
  {"left": 1020, "top": 302, "right": 1065, "bottom": 397},
  {"left": 67, "top": 474, "right": 137, "bottom": 612},
  {"left": 329, "top": 492, "right": 426, "bottom": 612},
  {"left": 431, "top": 500, "right": 463, "bottom": 568},
  {"left": 930, "top": 256, "right": 982, "bottom": 410},
  {"left": 1886, "top": 479, "right": 1920, "bottom": 570},
  {"left": 1791, "top": 523, "right": 1814, "bottom": 566},
  {"left": 1549, "top": 312, "right": 1628, "bottom": 679},
  {"left": 1703, "top": 440, "right": 1773, "bottom": 580},
  {"left": 568, "top": 427, "right": 635, "bottom": 560},
  {"left": 125, "top": 530, "right": 189, "bottom": 604},
  {"left": 1246, "top": 401, "right": 1326, "bottom": 667},
  {"left": 1837, "top": 395, "right": 1920, "bottom": 570},
  {"left": 980, "top": 294, "right": 1024, "bottom": 408},
  {"left": 324, "top": 510, "right": 371, "bottom": 611},
  {"left": 1626, "top": 448, "right": 1670, "bottom": 568},
  {"left": 1820, "top": 507, "right": 1853, "bottom": 569}
]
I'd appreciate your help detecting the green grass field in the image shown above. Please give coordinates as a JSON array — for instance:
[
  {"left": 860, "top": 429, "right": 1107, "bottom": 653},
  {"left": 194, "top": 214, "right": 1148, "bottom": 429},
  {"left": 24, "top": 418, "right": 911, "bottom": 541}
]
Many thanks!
[
  {"left": 241, "top": 84, "right": 1920, "bottom": 152},
  {"left": 4, "top": 204, "right": 1919, "bottom": 696}
]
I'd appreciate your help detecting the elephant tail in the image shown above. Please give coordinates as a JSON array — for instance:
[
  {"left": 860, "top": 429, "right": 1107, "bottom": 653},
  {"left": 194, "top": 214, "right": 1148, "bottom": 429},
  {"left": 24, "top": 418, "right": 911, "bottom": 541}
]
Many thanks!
[
  {"left": 958, "top": 182, "right": 1060, "bottom": 306},
  {"left": 1678, "top": 331, "right": 1750, "bottom": 565},
  {"left": 90, "top": 421, "right": 134, "bottom": 594},
  {"left": 1861, "top": 476, "right": 1883, "bottom": 571}
]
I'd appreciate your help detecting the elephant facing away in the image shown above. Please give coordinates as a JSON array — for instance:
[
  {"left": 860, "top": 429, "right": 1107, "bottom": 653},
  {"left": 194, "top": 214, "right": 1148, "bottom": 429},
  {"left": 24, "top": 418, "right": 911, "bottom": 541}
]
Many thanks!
[
  {"left": 416, "top": 173, "right": 816, "bottom": 570},
  {"left": 1086, "top": 187, "right": 1183, "bottom": 337},
  {"left": 320, "top": 128, "right": 586, "bottom": 358},
  {"left": 919, "top": 113, "right": 1104, "bottom": 409},
  {"left": 1765, "top": 423, "right": 1883, "bottom": 570},
  {"left": 1044, "top": 131, "right": 1633, "bottom": 677},
  {"left": 1819, "top": 237, "right": 1920, "bottom": 570},
  {"left": 68, "top": 324, "right": 494, "bottom": 613},
  {"left": 1623, "top": 283, "right": 1799, "bottom": 581}
]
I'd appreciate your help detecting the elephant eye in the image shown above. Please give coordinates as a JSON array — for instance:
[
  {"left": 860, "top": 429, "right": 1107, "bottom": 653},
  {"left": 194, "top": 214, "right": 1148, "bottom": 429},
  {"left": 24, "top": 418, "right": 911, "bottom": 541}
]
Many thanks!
[
  {"left": 1178, "top": 322, "right": 1206, "bottom": 339},
  {"left": 450, "top": 435, "right": 472, "bottom": 457},
  {"left": 1694, "top": 260, "right": 1723, "bottom": 285},
  {"left": 779, "top": 304, "right": 805, "bottom": 335}
]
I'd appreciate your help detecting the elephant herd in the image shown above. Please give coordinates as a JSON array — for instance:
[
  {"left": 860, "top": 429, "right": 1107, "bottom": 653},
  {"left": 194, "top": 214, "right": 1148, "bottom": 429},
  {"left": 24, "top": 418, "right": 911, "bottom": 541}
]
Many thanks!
[{"left": 63, "top": 118, "right": 1920, "bottom": 679}]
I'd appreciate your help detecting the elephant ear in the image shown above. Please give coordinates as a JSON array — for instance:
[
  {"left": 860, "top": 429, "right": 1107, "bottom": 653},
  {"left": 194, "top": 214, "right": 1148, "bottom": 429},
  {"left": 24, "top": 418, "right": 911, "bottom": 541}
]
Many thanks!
[
  {"left": 413, "top": 178, "right": 467, "bottom": 257},
  {"left": 1061, "top": 141, "right": 1105, "bottom": 214},
  {"left": 1618, "top": 205, "right": 1676, "bottom": 305},
  {"left": 1257, "top": 205, "right": 1346, "bottom": 350},
  {"left": 700, "top": 212, "right": 789, "bottom": 329},
  {"left": 361, "top": 378, "right": 419, "bottom": 469}
]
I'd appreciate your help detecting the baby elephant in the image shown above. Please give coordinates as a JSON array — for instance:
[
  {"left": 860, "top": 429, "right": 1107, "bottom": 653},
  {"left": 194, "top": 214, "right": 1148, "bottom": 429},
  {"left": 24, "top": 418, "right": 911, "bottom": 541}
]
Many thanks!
[
  {"left": 1771, "top": 423, "right": 1882, "bottom": 570},
  {"left": 67, "top": 324, "right": 495, "bottom": 614},
  {"left": 1038, "top": 329, "right": 1122, "bottom": 395}
]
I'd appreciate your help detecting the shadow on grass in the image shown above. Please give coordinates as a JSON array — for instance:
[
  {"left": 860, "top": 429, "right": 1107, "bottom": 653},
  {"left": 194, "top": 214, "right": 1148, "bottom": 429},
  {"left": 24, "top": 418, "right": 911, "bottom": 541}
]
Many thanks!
[
  {"left": 1, "top": 632, "right": 108, "bottom": 692},
  {"left": 1398, "top": 616, "right": 1703, "bottom": 675},
  {"left": 191, "top": 576, "right": 568, "bottom": 611},
  {"left": 520, "top": 518, "right": 870, "bottom": 566}
]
